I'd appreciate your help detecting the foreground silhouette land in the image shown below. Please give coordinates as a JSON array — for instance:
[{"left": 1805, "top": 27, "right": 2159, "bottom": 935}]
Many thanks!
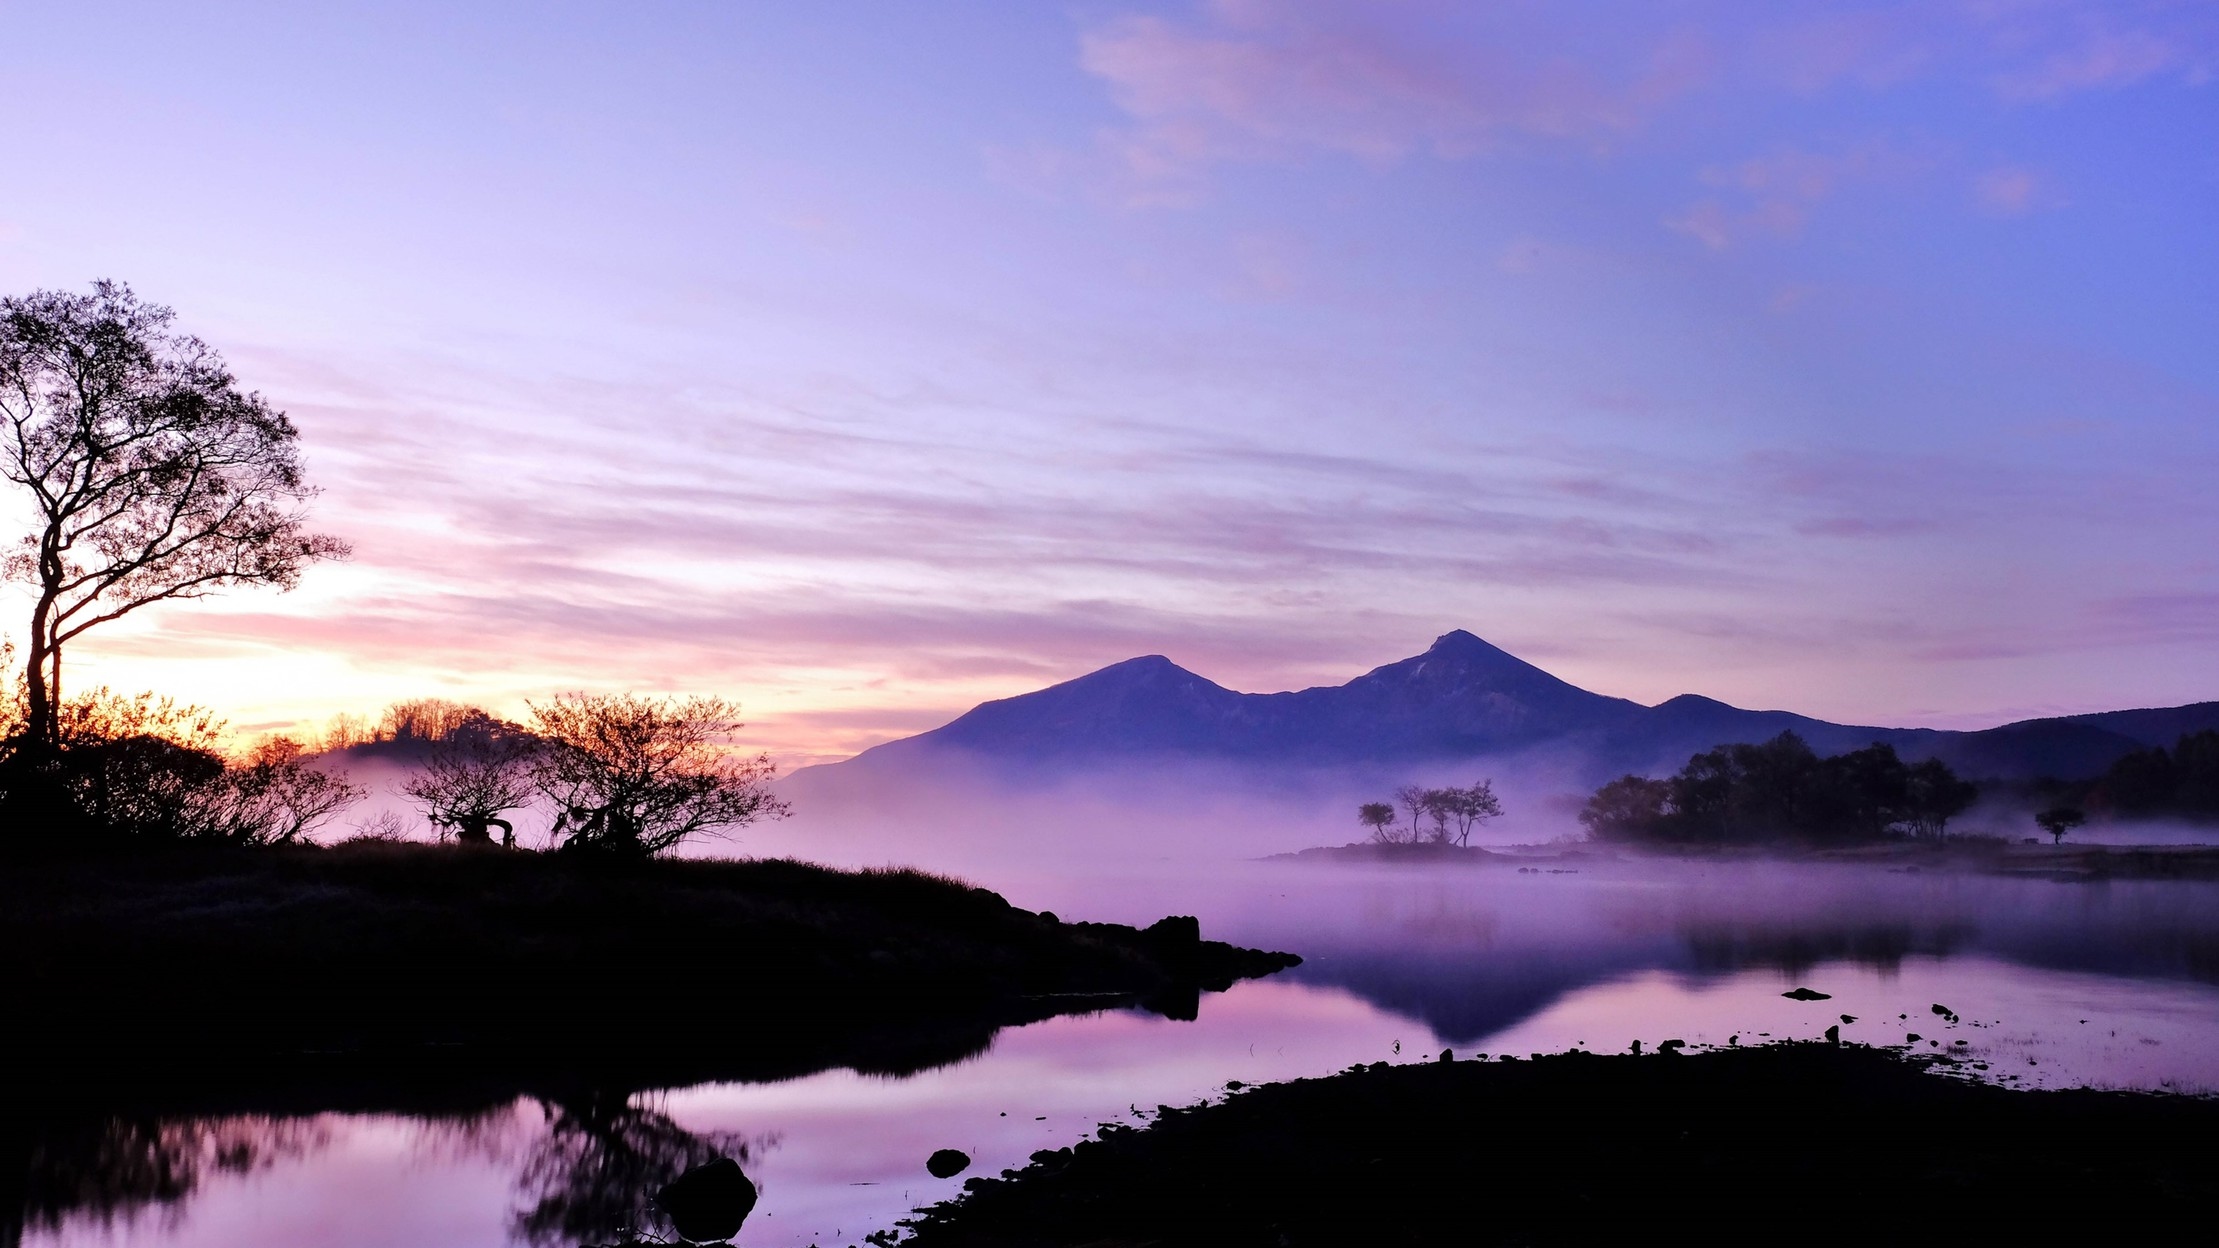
[
  {"left": 901, "top": 1042, "right": 2219, "bottom": 1246},
  {"left": 0, "top": 842, "right": 1297, "bottom": 1092}
]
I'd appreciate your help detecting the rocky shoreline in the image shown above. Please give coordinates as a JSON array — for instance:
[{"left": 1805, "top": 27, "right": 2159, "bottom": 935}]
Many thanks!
[{"left": 898, "top": 1041, "right": 2219, "bottom": 1245}]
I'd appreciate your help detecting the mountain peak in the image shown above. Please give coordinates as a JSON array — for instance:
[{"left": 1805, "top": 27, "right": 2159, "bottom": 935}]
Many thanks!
[{"left": 1428, "top": 629, "right": 1499, "bottom": 655}]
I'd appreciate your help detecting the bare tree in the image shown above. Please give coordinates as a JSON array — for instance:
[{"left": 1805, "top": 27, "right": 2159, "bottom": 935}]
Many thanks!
[
  {"left": 1393, "top": 784, "right": 1431, "bottom": 845},
  {"left": 379, "top": 697, "right": 489, "bottom": 745},
  {"left": 0, "top": 281, "right": 348, "bottom": 749},
  {"left": 404, "top": 720, "right": 538, "bottom": 846},
  {"left": 1358, "top": 801, "right": 1396, "bottom": 843},
  {"left": 527, "top": 693, "right": 787, "bottom": 857},
  {"left": 1432, "top": 781, "right": 1505, "bottom": 847},
  {"left": 200, "top": 737, "right": 365, "bottom": 846}
]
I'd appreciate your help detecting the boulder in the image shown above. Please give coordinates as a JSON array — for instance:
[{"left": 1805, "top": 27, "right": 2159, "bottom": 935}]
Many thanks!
[
  {"left": 657, "top": 1157, "right": 757, "bottom": 1243},
  {"left": 928, "top": 1149, "right": 972, "bottom": 1179}
]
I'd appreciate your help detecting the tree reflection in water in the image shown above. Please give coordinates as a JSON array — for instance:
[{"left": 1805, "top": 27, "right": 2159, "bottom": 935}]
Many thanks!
[
  {"left": 1, "top": 1090, "right": 769, "bottom": 1248},
  {"left": 0, "top": 1114, "right": 330, "bottom": 1248},
  {"left": 502, "top": 1090, "right": 767, "bottom": 1247}
]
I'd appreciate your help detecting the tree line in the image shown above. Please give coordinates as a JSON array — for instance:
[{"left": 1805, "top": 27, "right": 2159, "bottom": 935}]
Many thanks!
[
  {"left": 1357, "top": 781, "right": 1503, "bottom": 846},
  {"left": 1579, "top": 732, "right": 1979, "bottom": 845},
  {"left": 0, "top": 281, "right": 784, "bottom": 857},
  {"left": 2080, "top": 730, "right": 2219, "bottom": 822}
]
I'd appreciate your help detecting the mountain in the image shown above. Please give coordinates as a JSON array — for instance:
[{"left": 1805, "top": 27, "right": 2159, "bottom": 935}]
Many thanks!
[
  {"left": 901, "top": 631, "right": 1641, "bottom": 764},
  {"left": 801, "top": 630, "right": 2219, "bottom": 788}
]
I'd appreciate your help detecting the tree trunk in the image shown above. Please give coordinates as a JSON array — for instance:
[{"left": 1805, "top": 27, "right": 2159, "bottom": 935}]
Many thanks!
[{"left": 23, "top": 601, "right": 56, "bottom": 752}]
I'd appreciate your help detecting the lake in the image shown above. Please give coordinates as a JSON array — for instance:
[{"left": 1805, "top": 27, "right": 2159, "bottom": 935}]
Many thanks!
[{"left": 15, "top": 851, "right": 2219, "bottom": 1247}]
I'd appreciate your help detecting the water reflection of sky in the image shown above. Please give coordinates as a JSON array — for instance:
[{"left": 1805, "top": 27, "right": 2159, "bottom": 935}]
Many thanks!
[{"left": 23, "top": 858, "right": 2219, "bottom": 1247}]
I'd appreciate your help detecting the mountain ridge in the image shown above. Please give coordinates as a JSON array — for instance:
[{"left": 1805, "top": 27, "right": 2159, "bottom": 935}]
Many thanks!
[{"left": 801, "top": 630, "right": 2219, "bottom": 787}]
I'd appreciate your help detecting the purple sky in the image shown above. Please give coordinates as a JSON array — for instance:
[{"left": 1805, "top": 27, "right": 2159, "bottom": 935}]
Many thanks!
[{"left": 3, "top": 1, "right": 2215, "bottom": 763}]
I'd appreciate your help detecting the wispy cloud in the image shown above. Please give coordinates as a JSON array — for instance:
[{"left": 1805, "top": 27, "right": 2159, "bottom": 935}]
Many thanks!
[
  {"left": 1973, "top": 164, "right": 2044, "bottom": 215},
  {"left": 1990, "top": 18, "right": 2208, "bottom": 101},
  {"left": 1671, "top": 140, "right": 1931, "bottom": 249},
  {"left": 1076, "top": 0, "right": 1708, "bottom": 195}
]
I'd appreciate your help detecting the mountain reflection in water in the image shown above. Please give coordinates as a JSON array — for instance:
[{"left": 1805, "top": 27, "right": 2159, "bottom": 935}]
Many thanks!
[{"left": 9, "top": 857, "right": 2219, "bottom": 1247}]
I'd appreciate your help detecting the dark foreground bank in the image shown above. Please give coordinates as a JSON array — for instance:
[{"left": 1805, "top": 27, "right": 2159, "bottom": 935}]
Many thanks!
[
  {"left": 0, "top": 842, "right": 1296, "bottom": 1088},
  {"left": 900, "top": 1042, "right": 2219, "bottom": 1247}
]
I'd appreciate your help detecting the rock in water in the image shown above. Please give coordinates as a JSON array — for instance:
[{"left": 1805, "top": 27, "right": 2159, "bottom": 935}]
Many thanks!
[
  {"left": 928, "top": 1148, "right": 972, "bottom": 1178},
  {"left": 1781, "top": 987, "right": 1832, "bottom": 1001},
  {"left": 657, "top": 1157, "right": 757, "bottom": 1243}
]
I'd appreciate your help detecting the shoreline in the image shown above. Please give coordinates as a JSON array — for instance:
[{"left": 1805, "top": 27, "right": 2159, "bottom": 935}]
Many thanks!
[
  {"left": 0, "top": 842, "right": 1298, "bottom": 1093},
  {"left": 900, "top": 1040, "right": 2219, "bottom": 1245},
  {"left": 1269, "top": 837, "right": 2219, "bottom": 879}
]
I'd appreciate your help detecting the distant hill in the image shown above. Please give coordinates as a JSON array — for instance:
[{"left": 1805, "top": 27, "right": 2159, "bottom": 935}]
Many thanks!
[{"left": 794, "top": 630, "right": 2219, "bottom": 791}]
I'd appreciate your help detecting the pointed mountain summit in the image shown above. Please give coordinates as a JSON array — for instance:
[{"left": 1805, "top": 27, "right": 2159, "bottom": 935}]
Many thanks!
[
  {"left": 842, "top": 630, "right": 1643, "bottom": 768},
  {"left": 803, "top": 629, "right": 2219, "bottom": 787},
  {"left": 1292, "top": 630, "right": 1642, "bottom": 753}
]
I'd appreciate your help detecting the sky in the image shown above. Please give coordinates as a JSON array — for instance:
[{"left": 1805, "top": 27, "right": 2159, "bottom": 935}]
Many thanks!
[{"left": 1, "top": 0, "right": 2215, "bottom": 765}]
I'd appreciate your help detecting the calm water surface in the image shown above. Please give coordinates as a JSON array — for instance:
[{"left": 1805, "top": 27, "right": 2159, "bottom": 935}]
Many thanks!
[{"left": 19, "top": 854, "right": 2219, "bottom": 1248}]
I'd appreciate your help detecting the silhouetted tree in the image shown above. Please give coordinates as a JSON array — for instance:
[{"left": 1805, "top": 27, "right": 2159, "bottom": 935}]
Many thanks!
[
  {"left": 0, "top": 282, "right": 347, "bottom": 752},
  {"left": 7, "top": 687, "right": 360, "bottom": 844},
  {"left": 204, "top": 737, "right": 364, "bottom": 845},
  {"left": 2173, "top": 731, "right": 2219, "bottom": 819},
  {"left": 528, "top": 693, "right": 787, "bottom": 856},
  {"left": 1392, "top": 784, "right": 1431, "bottom": 845},
  {"left": 403, "top": 718, "right": 537, "bottom": 846},
  {"left": 378, "top": 697, "right": 489, "bottom": 745},
  {"left": 1579, "top": 775, "right": 1671, "bottom": 841},
  {"left": 2035, "top": 806, "right": 2086, "bottom": 846},
  {"left": 1357, "top": 801, "right": 1396, "bottom": 843},
  {"left": 1429, "top": 782, "right": 1503, "bottom": 847},
  {"left": 1902, "top": 757, "right": 1978, "bottom": 839},
  {"left": 2100, "top": 744, "right": 2177, "bottom": 817},
  {"left": 1579, "top": 733, "right": 1977, "bottom": 846}
]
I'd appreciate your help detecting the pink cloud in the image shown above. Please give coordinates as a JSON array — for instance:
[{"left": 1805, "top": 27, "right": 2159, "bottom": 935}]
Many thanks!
[
  {"left": 1994, "top": 24, "right": 2191, "bottom": 100},
  {"left": 1671, "top": 141, "right": 1926, "bottom": 248},
  {"left": 1077, "top": 2, "right": 1710, "bottom": 189},
  {"left": 1749, "top": 10, "right": 1934, "bottom": 93},
  {"left": 1974, "top": 165, "right": 2042, "bottom": 215}
]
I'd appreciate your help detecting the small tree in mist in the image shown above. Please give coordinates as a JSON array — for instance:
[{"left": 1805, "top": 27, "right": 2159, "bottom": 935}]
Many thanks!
[
  {"left": 1358, "top": 801, "right": 1396, "bottom": 843},
  {"left": 1430, "top": 781, "right": 1504, "bottom": 847},
  {"left": 1393, "top": 785, "right": 1431, "bottom": 845},
  {"left": 0, "top": 281, "right": 347, "bottom": 753},
  {"left": 403, "top": 716, "right": 537, "bottom": 846},
  {"left": 527, "top": 692, "right": 788, "bottom": 857},
  {"left": 2035, "top": 806, "right": 2086, "bottom": 846}
]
